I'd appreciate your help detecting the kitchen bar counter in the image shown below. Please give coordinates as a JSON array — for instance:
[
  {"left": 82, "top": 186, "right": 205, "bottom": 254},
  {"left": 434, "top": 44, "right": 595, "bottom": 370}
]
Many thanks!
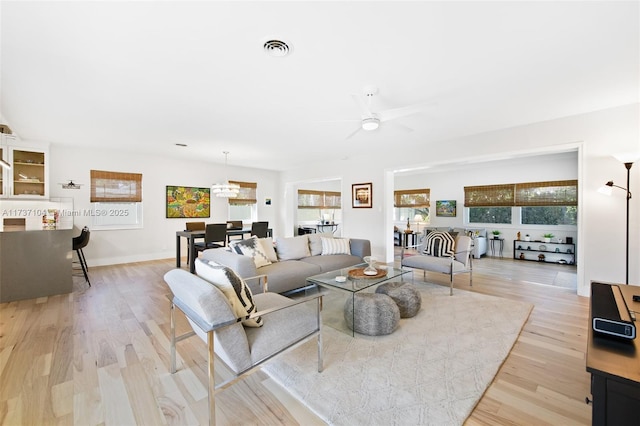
[{"left": 0, "top": 229, "right": 73, "bottom": 303}]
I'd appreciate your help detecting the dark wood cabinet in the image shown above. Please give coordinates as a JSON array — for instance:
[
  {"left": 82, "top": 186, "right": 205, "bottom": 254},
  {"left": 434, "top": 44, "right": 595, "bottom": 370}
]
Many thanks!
[{"left": 587, "top": 283, "right": 640, "bottom": 425}]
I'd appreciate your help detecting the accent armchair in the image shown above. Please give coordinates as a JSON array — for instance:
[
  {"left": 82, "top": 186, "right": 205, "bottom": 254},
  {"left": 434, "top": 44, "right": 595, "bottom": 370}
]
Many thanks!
[
  {"left": 400, "top": 231, "right": 473, "bottom": 295},
  {"left": 164, "top": 268, "right": 323, "bottom": 426}
]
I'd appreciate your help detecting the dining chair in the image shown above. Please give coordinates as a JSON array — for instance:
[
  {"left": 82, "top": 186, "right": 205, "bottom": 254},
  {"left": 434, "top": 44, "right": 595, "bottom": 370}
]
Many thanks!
[
  {"left": 251, "top": 221, "right": 269, "bottom": 238},
  {"left": 226, "top": 220, "right": 243, "bottom": 230},
  {"left": 194, "top": 223, "right": 227, "bottom": 256},
  {"left": 185, "top": 221, "right": 206, "bottom": 265}
]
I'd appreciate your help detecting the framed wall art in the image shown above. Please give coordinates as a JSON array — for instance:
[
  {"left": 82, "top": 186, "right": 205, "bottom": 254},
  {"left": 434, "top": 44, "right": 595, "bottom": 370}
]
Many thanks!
[
  {"left": 436, "top": 200, "right": 457, "bottom": 217},
  {"left": 166, "top": 186, "right": 211, "bottom": 218},
  {"left": 352, "top": 182, "right": 372, "bottom": 208}
]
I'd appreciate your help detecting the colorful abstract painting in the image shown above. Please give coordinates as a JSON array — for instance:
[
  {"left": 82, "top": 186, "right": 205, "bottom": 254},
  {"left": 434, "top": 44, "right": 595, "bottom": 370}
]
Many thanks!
[{"left": 166, "top": 186, "right": 211, "bottom": 218}]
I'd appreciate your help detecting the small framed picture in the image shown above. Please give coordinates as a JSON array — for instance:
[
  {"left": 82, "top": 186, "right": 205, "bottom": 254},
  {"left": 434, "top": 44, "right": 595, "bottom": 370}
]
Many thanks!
[
  {"left": 352, "top": 182, "right": 372, "bottom": 208},
  {"left": 436, "top": 200, "right": 456, "bottom": 217}
]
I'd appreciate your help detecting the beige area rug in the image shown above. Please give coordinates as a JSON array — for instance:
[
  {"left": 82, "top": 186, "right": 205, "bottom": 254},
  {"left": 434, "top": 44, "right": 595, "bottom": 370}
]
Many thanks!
[{"left": 263, "top": 283, "right": 533, "bottom": 426}]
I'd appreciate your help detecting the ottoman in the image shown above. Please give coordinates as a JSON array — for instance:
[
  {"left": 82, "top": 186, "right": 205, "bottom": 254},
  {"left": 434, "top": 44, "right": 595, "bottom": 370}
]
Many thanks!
[
  {"left": 376, "top": 281, "right": 422, "bottom": 318},
  {"left": 344, "top": 293, "right": 400, "bottom": 336}
]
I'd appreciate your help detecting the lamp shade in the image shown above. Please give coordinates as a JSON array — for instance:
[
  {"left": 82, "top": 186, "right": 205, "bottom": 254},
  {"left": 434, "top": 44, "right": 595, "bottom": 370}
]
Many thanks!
[
  {"left": 413, "top": 214, "right": 423, "bottom": 222},
  {"left": 212, "top": 151, "right": 240, "bottom": 198},
  {"left": 212, "top": 182, "right": 240, "bottom": 198},
  {"left": 597, "top": 184, "right": 613, "bottom": 196}
]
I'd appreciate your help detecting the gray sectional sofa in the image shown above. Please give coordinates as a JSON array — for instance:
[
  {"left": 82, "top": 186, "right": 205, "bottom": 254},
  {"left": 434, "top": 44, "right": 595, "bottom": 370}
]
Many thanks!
[{"left": 201, "top": 233, "right": 371, "bottom": 294}]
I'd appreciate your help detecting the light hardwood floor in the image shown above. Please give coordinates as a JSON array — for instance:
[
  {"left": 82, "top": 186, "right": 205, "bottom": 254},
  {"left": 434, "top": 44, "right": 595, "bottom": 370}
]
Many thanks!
[{"left": 0, "top": 254, "right": 591, "bottom": 425}]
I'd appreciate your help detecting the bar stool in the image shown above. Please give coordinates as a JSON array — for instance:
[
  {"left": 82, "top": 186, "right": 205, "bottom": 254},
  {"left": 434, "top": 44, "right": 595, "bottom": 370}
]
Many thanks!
[{"left": 72, "top": 226, "right": 91, "bottom": 286}]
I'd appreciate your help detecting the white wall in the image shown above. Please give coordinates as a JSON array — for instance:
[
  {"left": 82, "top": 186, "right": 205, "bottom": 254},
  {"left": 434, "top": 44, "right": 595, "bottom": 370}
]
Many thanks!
[
  {"left": 47, "top": 145, "right": 281, "bottom": 266},
  {"left": 281, "top": 103, "right": 640, "bottom": 297}
]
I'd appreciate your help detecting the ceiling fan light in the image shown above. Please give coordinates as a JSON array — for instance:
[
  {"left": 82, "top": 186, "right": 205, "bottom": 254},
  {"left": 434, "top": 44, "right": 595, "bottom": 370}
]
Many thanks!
[{"left": 362, "top": 117, "right": 380, "bottom": 131}]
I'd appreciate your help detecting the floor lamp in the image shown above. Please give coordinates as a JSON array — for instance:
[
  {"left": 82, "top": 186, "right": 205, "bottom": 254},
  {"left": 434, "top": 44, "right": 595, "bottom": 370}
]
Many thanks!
[{"left": 599, "top": 160, "right": 634, "bottom": 284}]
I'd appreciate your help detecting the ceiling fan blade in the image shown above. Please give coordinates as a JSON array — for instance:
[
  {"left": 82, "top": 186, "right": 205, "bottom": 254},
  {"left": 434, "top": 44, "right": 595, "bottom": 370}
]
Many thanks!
[
  {"left": 377, "top": 102, "right": 431, "bottom": 122},
  {"left": 314, "top": 119, "right": 361, "bottom": 124},
  {"left": 351, "top": 93, "right": 372, "bottom": 117},
  {"left": 345, "top": 125, "right": 363, "bottom": 140}
]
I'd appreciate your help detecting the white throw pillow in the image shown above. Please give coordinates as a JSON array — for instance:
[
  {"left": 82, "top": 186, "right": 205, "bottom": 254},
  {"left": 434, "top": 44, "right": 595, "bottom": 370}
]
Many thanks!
[
  {"left": 229, "top": 236, "right": 273, "bottom": 268},
  {"left": 321, "top": 237, "right": 351, "bottom": 255},
  {"left": 308, "top": 232, "right": 334, "bottom": 256},
  {"left": 276, "top": 235, "right": 311, "bottom": 260},
  {"left": 195, "top": 258, "right": 262, "bottom": 327},
  {"left": 258, "top": 237, "right": 278, "bottom": 262}
]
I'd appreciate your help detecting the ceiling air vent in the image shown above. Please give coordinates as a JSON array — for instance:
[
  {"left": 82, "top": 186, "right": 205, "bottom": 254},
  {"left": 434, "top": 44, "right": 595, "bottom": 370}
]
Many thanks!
[{"left": 263, "top": 39, "right": 292, "bottom": 57}]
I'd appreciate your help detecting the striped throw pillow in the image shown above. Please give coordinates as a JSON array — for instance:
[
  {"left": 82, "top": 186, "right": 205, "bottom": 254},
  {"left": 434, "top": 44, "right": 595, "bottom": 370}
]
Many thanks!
[
  {"left": 195, "top": 258, "right": 263, "bottom": 327},
  {"left": 321, "top": 237, "right": 351, "bottom": 255},
  {"left": 422, "top": 231, "right": 455, "bottom": 257}
]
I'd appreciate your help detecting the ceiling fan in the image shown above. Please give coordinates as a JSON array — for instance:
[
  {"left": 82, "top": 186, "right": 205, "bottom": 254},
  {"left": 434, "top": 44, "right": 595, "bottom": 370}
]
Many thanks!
[{"left": 342, "top": 86, "right": 431, "bottom": 139}]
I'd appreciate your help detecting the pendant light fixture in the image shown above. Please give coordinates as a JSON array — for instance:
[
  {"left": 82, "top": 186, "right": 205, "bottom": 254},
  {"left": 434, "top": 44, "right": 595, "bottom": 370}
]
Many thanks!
[{"left": 212, "top": 151, "right": 240, "bottom": 198}]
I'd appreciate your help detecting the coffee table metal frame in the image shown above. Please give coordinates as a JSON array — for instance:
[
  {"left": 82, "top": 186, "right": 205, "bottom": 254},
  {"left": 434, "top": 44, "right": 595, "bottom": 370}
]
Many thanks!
[{"left": 306, "top": 263, "right": 412, "bottom": 336}]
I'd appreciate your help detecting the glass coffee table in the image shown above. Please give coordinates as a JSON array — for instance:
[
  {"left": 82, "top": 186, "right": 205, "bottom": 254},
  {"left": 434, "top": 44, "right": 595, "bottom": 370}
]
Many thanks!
[{"left": 306, "top": 263, "right": 412, "bottom": 336}]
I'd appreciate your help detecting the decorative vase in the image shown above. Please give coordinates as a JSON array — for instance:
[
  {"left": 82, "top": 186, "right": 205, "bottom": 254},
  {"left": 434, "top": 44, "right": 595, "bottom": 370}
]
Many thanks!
[{"left": 363, "top": 256, "right": 377, "bottom": 275}]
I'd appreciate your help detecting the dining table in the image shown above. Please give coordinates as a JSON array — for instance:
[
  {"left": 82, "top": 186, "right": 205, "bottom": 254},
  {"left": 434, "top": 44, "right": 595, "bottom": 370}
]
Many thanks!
[{"left": 176, "top": 227, "right": 272, "bottom": 273}]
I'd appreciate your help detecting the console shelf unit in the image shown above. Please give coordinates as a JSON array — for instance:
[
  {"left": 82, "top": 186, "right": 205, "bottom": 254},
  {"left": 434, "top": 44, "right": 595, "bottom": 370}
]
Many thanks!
[{"left": 513, "top": 240, "right": 576, "bottom": 265}]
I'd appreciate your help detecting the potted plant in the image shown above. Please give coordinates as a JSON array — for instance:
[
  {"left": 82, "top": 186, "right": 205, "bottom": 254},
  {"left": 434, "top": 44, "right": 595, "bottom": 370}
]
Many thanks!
[
  {"left": 492, "top": 230, "right": 501, "bottom": 239},
  {"left": 543, "top": 233, "right": 554, "bottom": 243}
]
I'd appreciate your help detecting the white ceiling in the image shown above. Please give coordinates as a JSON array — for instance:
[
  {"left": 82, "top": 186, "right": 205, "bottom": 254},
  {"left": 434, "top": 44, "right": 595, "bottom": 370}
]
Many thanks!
[{"left": 1, "top": 1, "right": 638, "bottom": 171}]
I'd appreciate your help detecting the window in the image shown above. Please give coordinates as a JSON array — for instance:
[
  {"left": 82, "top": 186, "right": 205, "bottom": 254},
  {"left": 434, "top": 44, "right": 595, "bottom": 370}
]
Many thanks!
[
  {"left": 394, "top": 188, "right": 430, "bottom": 222},
  {"left": 90, "top": 170, "right": 143, "bottom": 229},
  {"left": 297, "top": 189, "right": 342, "bottom": 223},
  {"left": 464, "top": 180, "right": 577, "bottom": 226},
  {"left": 228, "top": 181, "right": 257, "bottom": 222},
  {"left": 469, "top": 207, "right": 512, "bottom": 224}
]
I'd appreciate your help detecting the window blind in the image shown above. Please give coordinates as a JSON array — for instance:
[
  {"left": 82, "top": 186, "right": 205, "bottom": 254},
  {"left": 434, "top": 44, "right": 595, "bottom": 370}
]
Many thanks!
[
  {"left": 228, "top": 181, "right": 257, "bottom": 205},
  {"left": 90, "top": 170, "right": 142, "bottom": 202},
  {"left": 465, "top": 180, "right": 578, "bottom": 207},
  {"left": 297, "top": 189, "right": 342, "bottom": 209},
  {"left": 393, "top": 189, "right": 430, "bottom": 208},
  {"left": 464, "top": 184, "right": 515, "bottom": 207},
  {"left": 515, "top": 180, "right": 578, "bottom": 206}
]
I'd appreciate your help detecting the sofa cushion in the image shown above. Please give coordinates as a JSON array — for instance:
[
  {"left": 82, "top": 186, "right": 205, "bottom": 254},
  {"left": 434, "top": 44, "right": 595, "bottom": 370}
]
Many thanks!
[
  {"left": 276, "top": 235, "right": 310, "bottom": 260},
  {"left": 422, "top": 231, "right": 455, "bottom": 257},
  {"left": 195, "top": 258, "right": 263, "bottom": 327},
  {"left": 308, "top": 232, "right": 333, "bottom": 256},
  {"left": 256, "top": 260, "right": 321, "bottom": 294},
  {"left": 229, "top": 236, "right": 273, "bottom": 268},
  {"left": 259, "top": 237, "right": 278, "bottom": 262},
  {"left": 300, "top": 254, "right": 363, "bottom": 272},
  {"left": 321, "top": 237, "right": 351, "bottom": 255}
]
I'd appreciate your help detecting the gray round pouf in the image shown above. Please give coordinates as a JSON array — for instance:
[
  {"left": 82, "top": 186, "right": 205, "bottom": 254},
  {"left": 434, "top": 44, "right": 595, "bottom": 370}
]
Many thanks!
[
  {"left": 344, "top": 293, "right": 400, "bottom": 336},
  {"left": 375, "top": 282, "right": 422, "bottom": 318}
]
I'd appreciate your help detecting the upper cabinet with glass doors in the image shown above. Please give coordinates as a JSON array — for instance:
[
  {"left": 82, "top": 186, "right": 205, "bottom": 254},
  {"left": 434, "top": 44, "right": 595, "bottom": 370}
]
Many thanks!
[{"left": 1, "top": 134, "right": 49, "bottom": 199}]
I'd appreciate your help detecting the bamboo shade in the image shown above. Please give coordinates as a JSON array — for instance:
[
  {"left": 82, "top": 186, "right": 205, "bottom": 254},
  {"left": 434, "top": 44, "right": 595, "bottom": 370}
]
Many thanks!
[
  {"left": 90, "top": 170, "right": 142, "bottom": 202},
  {"left": 394, "top": 189, "right": 430, "bottom": 208},
  {"left": 298, "top": 189, "right": 341, "bottom": 209},
  {"left": 515, "top": 180, "right": 578, "bottom": 206},
  {"left": 464, "top": 184, "right": 515, "bottom": 207},
  {"left": 228, "top": 181, "right": 257, "bottom": 205}
]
